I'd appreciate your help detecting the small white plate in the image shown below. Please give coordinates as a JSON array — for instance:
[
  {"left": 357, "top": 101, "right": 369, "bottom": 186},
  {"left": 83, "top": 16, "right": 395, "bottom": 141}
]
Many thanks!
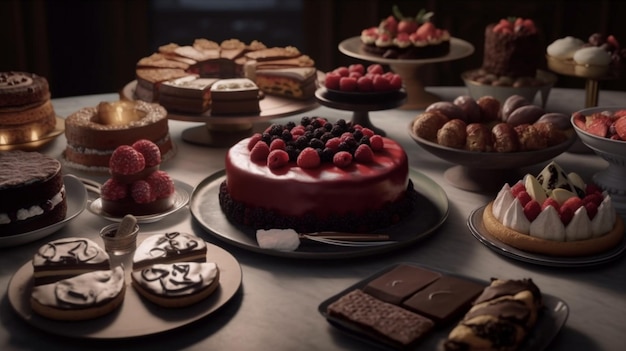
[
  {"left": 0, "top": 175, "right": 87, "bottom": 247},
  {"left": 87, "top": 180, "right": 192, "bottom": 223}
]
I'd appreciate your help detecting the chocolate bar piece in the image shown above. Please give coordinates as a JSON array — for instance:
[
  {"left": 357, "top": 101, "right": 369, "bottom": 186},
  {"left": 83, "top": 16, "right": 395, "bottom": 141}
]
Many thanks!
[
  {"left": 363, "top": 264, "right": 441, "bottom": 304},
  {"left": 327, "top": 289, "right": 434, "bottom": 347},
  {"left": 402, "top": 275, "right": 486, "bottom": 325}
]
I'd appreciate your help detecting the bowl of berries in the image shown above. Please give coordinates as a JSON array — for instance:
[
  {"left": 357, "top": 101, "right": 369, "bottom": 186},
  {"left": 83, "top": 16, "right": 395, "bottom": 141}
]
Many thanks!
[
  {"left": 571, "top": 107, "right": 626, "bottom": 215},
  {"left": 318, "top": 63, "right": 405, "bottom": 103}
]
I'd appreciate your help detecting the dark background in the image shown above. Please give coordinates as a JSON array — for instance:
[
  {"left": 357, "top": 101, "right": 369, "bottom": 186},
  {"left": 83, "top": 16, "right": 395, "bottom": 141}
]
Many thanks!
[{"left": 2, "top": 0, "right": 625, "bottom": 98}]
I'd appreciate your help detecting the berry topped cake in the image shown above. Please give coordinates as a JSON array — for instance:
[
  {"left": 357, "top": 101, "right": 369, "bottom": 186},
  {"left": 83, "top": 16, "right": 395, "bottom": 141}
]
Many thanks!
[
  {"left": 360, "top": 6, "right": 451, "bottom": 59},
  {"left": 483, "top": 161, "right": 624, "bottom": 256},
  {"left": 219, "top": 117, "right": 418, "bottom": 233},
  {"left": 100, "top": 139, "right": 175, "bottom": 216}
]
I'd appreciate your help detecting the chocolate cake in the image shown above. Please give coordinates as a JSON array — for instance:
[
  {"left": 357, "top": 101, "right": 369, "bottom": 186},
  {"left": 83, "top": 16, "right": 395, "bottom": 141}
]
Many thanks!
[{"left": 482, "top": 22, "right": 543, "bottom": 78}]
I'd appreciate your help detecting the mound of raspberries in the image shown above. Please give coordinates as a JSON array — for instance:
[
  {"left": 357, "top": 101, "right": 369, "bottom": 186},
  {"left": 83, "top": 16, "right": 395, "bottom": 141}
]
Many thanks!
[{"left": 248, "top": 116, "right": 384, "bottom": 169}]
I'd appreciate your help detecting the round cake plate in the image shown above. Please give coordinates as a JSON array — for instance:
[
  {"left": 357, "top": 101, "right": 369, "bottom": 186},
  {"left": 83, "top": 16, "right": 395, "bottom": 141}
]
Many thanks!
[
  {"left": 121, "top": 81, "right": 320, "bottom": 147},
  {"left": 467, "top": 205, "right": 626, "bottom": 267},
  {"left": 0, "top": 175, "right": 87, "bottom": 248},
  {"left": 318, "top": 263, "right": 569, "bottom": 351},
  {"left": 7, "top": 233, "right": 242, "bottom": 339},
  {"left": 0, "top": 116, "right": 65, "bottom": 151},
  {"left": 338, "top": 37, "right": 475, "bottom": 109},
  {"left": 87, "top": 179, "right": 192, "bottom": 223},
  {"left": 315, "top": 87, "right": 407, "bottom": 136},
  {"left": 189, "top": 169, "right": 449, "bottom": 259}
]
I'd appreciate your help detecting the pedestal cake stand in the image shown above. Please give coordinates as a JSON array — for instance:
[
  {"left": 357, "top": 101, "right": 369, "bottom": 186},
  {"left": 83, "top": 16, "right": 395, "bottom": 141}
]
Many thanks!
[
  {"left": 121, "top": 81, "right": 319, "bottom": 147},
  {"left": 338, "top": 37, "right": 474, "bottom": 110}
]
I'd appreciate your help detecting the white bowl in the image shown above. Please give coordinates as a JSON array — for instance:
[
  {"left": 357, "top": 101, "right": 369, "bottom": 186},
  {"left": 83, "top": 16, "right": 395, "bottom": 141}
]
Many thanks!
[
  {"left": 571, "top": 106, "right": 626, "bottom": 216},
  {"left": 462, "top": 69, "right": 557, "bottom": 108}
]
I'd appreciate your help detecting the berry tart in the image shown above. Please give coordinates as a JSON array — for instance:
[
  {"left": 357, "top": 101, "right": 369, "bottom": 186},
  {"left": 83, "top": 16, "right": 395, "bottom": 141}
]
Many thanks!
[
  {"left": 219, "top": 116, "right": 419, "bottom": 233},
  {"left": 360, "top": 6, "right": 451, "bottom": 59},
  {"left": 483, "top": 161, "right": 624, "bottom": 256},
  {"left": 100, "top": 139, "right": 176, "bottom": 216}
]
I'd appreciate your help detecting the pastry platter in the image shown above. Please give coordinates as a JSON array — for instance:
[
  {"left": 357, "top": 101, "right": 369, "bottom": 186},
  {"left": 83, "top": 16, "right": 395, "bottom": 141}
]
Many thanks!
[
  {"left": 467, "top": 205, "right": 626, "bottom": 267},
  {"left": 338, "top": 37, "right": 475, "bottom": 109},
  {"left": 189, "top": 169, "right": 449, "bottom": 259},
  {"left": 7, "top": 233, "right": 242, "bottom": 339},
  {"left": 0, "top": 116, "right": 65, "bottom": 151},
  {"left": 0, "top": 175, "right": 87, "bottom": 248},
  {"left": 121, "top": 80, "right": 320, "bottom": 147},
  {"left": 87, "top": 179, "right": 192, "bottom": 224},
  {"left": 318, "top": 263, "right": 569, "bottom": 351}
]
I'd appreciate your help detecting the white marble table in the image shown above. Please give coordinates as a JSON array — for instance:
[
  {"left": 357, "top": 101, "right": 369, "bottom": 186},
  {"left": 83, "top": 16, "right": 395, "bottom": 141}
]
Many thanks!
[{"left": 1, "top": 87, "right": 624, "bottom": 351}]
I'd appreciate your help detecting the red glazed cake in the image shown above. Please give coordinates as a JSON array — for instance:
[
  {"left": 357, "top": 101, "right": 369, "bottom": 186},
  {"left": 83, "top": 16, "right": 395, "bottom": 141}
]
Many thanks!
[
  {"left": 100, "top": 139, "right": 176, "bottom": 216},
  {"left": 360, "top": 6, "right": 451, "bottom": 59},
  {"left": 219, "top": 117, "right": 418, "bottom": 233},
  {"left": 0, "top": 151, "right": 67, "bottom": 235}
]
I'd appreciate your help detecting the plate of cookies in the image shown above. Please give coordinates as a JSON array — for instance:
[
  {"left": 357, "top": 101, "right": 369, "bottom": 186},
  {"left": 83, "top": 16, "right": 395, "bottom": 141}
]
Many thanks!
[
  {"left": 7, "top": 232, "right": 242, "bottom": 339},
  {"left": 318, "top": 263, "right": 568, "bottom": 351}
]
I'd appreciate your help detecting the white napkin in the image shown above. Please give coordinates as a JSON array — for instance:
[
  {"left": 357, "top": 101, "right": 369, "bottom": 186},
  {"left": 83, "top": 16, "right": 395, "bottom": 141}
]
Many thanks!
[{"left": 256, "top": 229, "right": 300, "bottom": 251}]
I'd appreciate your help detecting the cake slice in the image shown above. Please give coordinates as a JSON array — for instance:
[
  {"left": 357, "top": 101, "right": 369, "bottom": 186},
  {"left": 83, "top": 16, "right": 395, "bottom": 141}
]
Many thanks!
[
  {"left": 159, "top": 76, "right": 218, "bottom": 114},
  {"left": 254, "top": 66, "right": 317, "bottom": 100}
]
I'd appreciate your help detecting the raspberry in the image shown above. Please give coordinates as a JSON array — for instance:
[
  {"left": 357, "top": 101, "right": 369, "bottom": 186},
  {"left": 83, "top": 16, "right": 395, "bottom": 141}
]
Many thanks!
[
  {"left": 267, "top": 149, "right": 290, "bottom": 169},
  {"left": 367, "top": 64, "right": 384, "bottom": 75},
  {"left": 357, "top": 76, "right": 373, "bottom": 92},
  {"left": 297, "top": 147, "right": 320, "bottom": 168},
  {"left": 333, "top": 151, "right": 352, "bottom": 168},
  {"left": 146, "top": 170, "right": 175, "bottom": 199},
  {"left": 339, "top": 76, "right": 357, "bottom": 91},
  {"left": 515, "top": 190, "right": 532, "bottom": 207},
  {"left": 523, "top": 200, "right": 541, "bottom": 221},
  {"left": 250, "top": 141, "right": 270, "bottom": 162},
  {"left": 340, "top": 132, "right": 354, "bottom": 142},
  {"left": 510, "top": 182, "right": 526, "bottom": 197},
  {"left": 247, "top": 133, "right": 263, "bottom": 151},
  {"left": 291, "top": 125, "right": 306, "bottom": 137},
  {"left": 109, "top": 145, "right": 145, "bottom": 175},
  {"left": 100, "top": 178, "right": 127, "bottom": 201},
  {"left": 131, "top": 180, "right": 155, "bottom": 204},
  {"left": 388, "top": 74, "right": 403, "bottom": 90},
  {"left": 325, "top": 137, "right": 341, "bottom": 150},
  {"left": 583, "top": 193, "right": 604, "bottom": 207},
  {"left": 585, "top": 183, "right": 603, "bottom": 195},
  {"left": 541, "top": 198, "right": 560, "bottom": 212},
  {"left": 270, "top": 138, "right": 286, "bottom": 151},
  {"left": 334, "top": 66, "right": 349, "bottom": 77},
  {"left": 354, "top": 144, "right": 374, "bottom": 163},
  {"left": 132, "top": 139, "right": 161, "bottom": 167},
  {"left": 348, "top": 63, "right": 365, "bottom": 75},
  {"left": 360, "top": 128, "right": 375, "bottom": 137},
  {"left": 324, "top": 72, "right": 341, "bottom": 90},
  {"left": 372, "top": 75, "right": 391, "bottom": 91},
  {"left": 559, "top": 207, "right": 574, "bottom": 226},
  {"left": 369, "top": 135, "right": 384, "bottom": 151}
]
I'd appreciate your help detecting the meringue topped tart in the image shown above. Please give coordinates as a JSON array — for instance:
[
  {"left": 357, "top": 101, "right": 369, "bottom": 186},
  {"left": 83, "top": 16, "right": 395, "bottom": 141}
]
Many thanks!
[{"left": 483, "top": 161, "right": 624, "bottom": 256}]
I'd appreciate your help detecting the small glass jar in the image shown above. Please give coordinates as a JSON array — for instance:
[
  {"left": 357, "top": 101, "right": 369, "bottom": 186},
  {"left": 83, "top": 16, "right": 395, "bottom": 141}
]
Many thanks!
[{"left": 99, "top": 223, "right": 139, "bottom": 256}]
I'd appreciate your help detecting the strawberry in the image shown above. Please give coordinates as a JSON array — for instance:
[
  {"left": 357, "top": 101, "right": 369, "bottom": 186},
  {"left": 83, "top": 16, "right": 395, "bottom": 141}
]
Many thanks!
[
  {"left": 583, "top": 193, "right": 604, "bottom": 207},
  {"left": 523, "top": 200, "right": 542, "bottom": 221},
  {"left": 516, "top": 190, "right": 532, "bottom": 207},
  {"left": 607, "top": 35, "right": 620, "bottom": 49},
  {"left": 372, "top": 74, "right": 391, "bottom": 91},
  {"left": 333, "top": 151, "right": 353, "bottom": 168},
  {"left": 357, "top": 76, "right": 374, "bottom": 92},
  {"left": 367, "top": 64, "right": 384, "bottom": 75},
  {"left": 369, "top": 135, "right": 384, "bottom": 151},
  {"left": 416, "top": 22, "right": 436, "bottom": 38},
  {"left": 561, "top": 197, "right": 584, "bottom": 213},
  {"left": 572, "top": 112, "right": 587, "bottom": 130},
  {"left": 267, "top": 149, "right": 289, "bottom": 169},
  {"left": 584, "top": 201, "right": 598, "bottom": 220},
  {"left": 541, "top": 198, "right": 560, "bottom": 212},
  {"left": 559, "top": 206, "right": 574, "bottom": 226},
  {"left": 613, "top": 116, "right": 626, "bottom": 140},
  {"left": 250, "top": 141, "right": 270, "bottom": 162},
  {"left": 378, "top": 15, "right": 398, "bottom": 35},
  {"left": 613, "top": 109, "right": 626, "bottom": 118},
  {"left": 297, "top": 147, "right": 321, "bottom": 168},
  {"left": 324, "top": 72, "right": 341, "bottom": 90},
  {"left": 247, "top": 133, "right": 263, "bottom": 150},
  {"left": 334, "top": 66, "right": 350, "bottom": 77},
  {"left": 354, "top": 144, "right": 374, "bottom": 163},
  {"left": 269, "top": 138, "right": 286, "bottom": 151},
  {"left": 522, "top": 19, "right": 536, "bottom": 34},
  {"left": 510, "top": 182, "right": 526, "bottom": 197},
  {"left": 339, "top": 76, "right": 358, "bottom": 91},
  {"left": 348, "top": 64, "right": 365, "bottom": 75},
  {"left": 586, "top": 117, "right": 610, "bottom": 137}
]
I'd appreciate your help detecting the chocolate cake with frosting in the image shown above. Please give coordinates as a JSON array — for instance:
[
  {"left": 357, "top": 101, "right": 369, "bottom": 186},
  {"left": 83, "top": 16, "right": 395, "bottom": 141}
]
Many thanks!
[
  {"left": 482, "top": 20, "right": 543, "bottom": 78},
  {"left": 0, "top": 151, "right": 67, "bottom": 235}
]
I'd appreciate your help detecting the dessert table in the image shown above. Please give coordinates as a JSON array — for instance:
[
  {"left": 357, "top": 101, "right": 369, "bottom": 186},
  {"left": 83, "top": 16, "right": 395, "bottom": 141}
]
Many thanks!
[{"left": 1, "top": 86, "right": 625, "bottom": 351}]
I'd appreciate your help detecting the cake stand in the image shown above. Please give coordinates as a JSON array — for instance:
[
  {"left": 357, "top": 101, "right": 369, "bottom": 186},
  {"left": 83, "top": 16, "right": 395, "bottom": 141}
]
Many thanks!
[
  {"left": 120, "top": 81, "right": 319, "bottom": 147},
  {"left": 315, "top": 87, "right": 407, "bottom": 136},
  {"left": 338, "top": 37, "right": 474, "bottom": 110}
]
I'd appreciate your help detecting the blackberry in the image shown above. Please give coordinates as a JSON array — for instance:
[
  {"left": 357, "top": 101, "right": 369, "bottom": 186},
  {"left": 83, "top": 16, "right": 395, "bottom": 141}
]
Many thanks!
[
  {"left": 359, "top": 135, "right": 370, "bottom": 146},
  {"left": 269, "top": 124, "right": 284, "bottom": 136},
  {"left": 285, "top": 145, "right": 298, "bottom": 161},
  {"left": 336, "top": 119, "right": 347, "bottom": 128},
  {"left": 305, "top": 124, "right": 315, "bottom": 132},
  {"left": 313, "top": 127, "right": 325, "bottom": 139},
  {"left": 353, "top": 129, "right": 363, "bottom": 141},
  {"left": 323, "top": 122, "right": 333, "bottom": 131},
  {"left": 311, "top": 118, "right": 322, "bottom": 129},
  {"left": 281, "top": 129, "right": 293, "bottom": 141},
  {"left": 303, "top": 130, "right": 314, "bottom": 140},
  {"left": 285, "top": 121, "right": 296, "bottom": 130},
  {"left": 295, "top": 135, "right": 309, "bottom": 149},
  {"left": 321, "top": 147, "right": 335, "bottom": 162},
  {"left": 309, "top": 138, "right": 324, "bottom": 149},
  {"left": 300, "top": 116, "right": 311, "bottom": 126},
  {"left": 320, "top": 132, "right": 334, "bottom": 142},
  {"left": 261, "top": 132, "right": 272, "bottom": 144},
  {"left": 338, "top": 141, "right": 350, "bottom": 152},
  {"left": 331, "top": 125, "right": 344, "bottom": 136}
]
